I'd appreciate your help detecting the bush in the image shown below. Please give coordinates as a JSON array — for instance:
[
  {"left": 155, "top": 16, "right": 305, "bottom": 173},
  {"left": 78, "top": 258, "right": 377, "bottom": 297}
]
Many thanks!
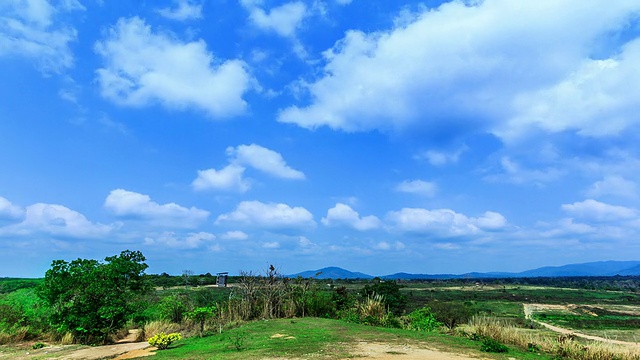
[
  {"left": 361, "top": 280, "right": 407, "bottom": 315},
  {"left": 148, "top": 332, "right": 182, "bottom": 350},
  {"left": 158, "top": 294, "right": 188, "bottom": 323},
  {"left": 426, "top": 301, "right": 473, "bottom": 330},
  {"left": 480, "top": 338, "right": 508, "bottom": 353},
  {"left": 405, "top": 307, "right": 441, "bottom": 331}
]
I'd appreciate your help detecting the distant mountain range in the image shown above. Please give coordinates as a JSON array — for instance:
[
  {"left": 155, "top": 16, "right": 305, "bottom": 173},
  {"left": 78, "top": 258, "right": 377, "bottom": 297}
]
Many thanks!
[{"left": 289, "top": 261, "right": 640, "bottom": 279}]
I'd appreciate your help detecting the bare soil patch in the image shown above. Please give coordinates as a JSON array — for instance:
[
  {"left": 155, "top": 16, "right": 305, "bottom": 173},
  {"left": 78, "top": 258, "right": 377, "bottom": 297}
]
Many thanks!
[{"left": 347, "top": 341, "right": 491, "bottom": 360}]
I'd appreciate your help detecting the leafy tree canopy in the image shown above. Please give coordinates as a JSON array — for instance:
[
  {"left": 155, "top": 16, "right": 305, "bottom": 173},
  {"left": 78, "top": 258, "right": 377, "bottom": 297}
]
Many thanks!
[
  {"left": 37, "top": 250, "right": 150, "bottom": 344},
  {"left": 362, "top": 280, "right": 407, "bottom": 315}
]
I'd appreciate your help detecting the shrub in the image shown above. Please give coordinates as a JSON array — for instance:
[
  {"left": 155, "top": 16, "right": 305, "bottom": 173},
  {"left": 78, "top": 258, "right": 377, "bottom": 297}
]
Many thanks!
[
  {"left": 480, "top": 338, "right": 508, "bottom": 353},
  {"left": 159, "top": 294, "right": 188, "bottom": 323},
  {"left": 405, "top": 307, "right": 442, "bottom": 332},
  {"left": 148, "top": 332, "right": 182, "bottom": 350},
  {"left": 361, "top": 280, "right": 407, "bottom": 315}
]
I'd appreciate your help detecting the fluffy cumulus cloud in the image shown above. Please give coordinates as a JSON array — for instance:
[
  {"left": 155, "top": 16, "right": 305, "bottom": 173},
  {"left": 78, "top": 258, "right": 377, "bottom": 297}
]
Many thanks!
[
  {"left": 395, "top": 180, "right": 437, "bottom": 197},
  {"left": 228, "top": 144, "right": 305, "bottom": 180},
  {"left": 0, "top": 203, "right": 112, "bottom": 239},
  {"left": 215, "top": 200, "right": 315, "bottom": 232},
  {"left": 144, "top": 231, "right": 216, "bottom": 249},
  {"left": 192, "top": 144, "right": 304, "bottom": 192},
  {"left": 241, "top": 0, "right": 307, "bottom": 38},
  {"left": 386, "top": 208, "right": 507, "bottom": 237},
  {"left": 94, "top": 17, "right": 251, "bottom": 118},
  {"left": 321, "top": 203, "right": 381, "bottom": 231},
  {"left": 157, "top": 0, "right": 203, "bottom": 21},
  {"left": 104, "top": 189, "right": 209, "bottom": 228},
  {"left": 561, "top": 199, "right": 637, "bottom": 222},
  {"left": 192, "top": 165, "right": 250, "bottom": 193},
  {"left": 586, "top": 176, "right": 637, "bottom": 199},
  {"left": 0, "top": 196, "right": 24, "bottom": 220},
  {"left": 0, "top": 0, "right": 84, "bottom": 72},
  {"left": 278, "top": 0, "right": 640, "bottom": 140}
]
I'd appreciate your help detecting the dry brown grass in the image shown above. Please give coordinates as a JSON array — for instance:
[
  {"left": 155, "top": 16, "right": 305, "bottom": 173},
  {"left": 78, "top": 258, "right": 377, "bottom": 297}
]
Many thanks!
[
  {"left": 141, "top": 320, "right": 182, "bottom": 341},
  {"left": 60, "top": 331, "right": 75, "bottom": 345},
  {"left": 357, "top": 294, "right": 386, "bottom": 320},
  {"left": 465, "top": 316, "right": 640, "bottom": 360}
]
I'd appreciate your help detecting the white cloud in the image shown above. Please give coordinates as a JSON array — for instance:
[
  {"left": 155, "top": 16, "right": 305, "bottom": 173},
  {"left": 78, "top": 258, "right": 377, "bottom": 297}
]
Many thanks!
[
  {"left": 503, "top": 43, "right": 640, "bottom": 140},
  {"left": 157, "top": 0, "right": 203, "bottom": 21},
  {"left": 586, "top": 176, "right": 637, "bottom": 199},
  {"left": 373, "top": 241, "right": 405, "bottom": 251},
  {"left": 0, "top": 203, "right": 112, "bottom": 238},
  {"left": 242, "top": 1, "right": 307, "bottom": 38},
  {"left": 94, "top": 17, "right": 251, "bottom": 118},
  {"left": 192, "top": 144, "right": 304, "bottom": 193},
  {"left": 475, "top": 211, "right": 507, "bottom": 231},
  {"left": 262, "top": 241, "right": 280, "bottom": 249},
  {"left": 416, "top": 146, "right": 467, "bottom": 166},
  {"left": 486, "top": 157, "right": 564, "bottom": 185},
  {"left": 278, "top": 1, "right": 640, "bottom": 140},
  {"left": 220, "top": 230, "right": 249, "bottom": 240},
  {"left": 104, "top": 189, "right": 209, "bottom": 228},
  {"left": 192, "top": 165, "right": 250, "bottom": 192},
  {"left": 541, "top": 218, "right": 596, "bottom": 237},
  {"left": 321, "top": 203, "right": 381, "bottom": 231},
  {"left": 0, "top": 197, "right": 24, "bottom": 220},
  {"left": 228, "top": 144, "right": 305, "bottom": 179},
  {"left": 561, "top": 199, "right": 636, "bottom": 222},
  {"left": 395, "top": 180, "right": 437, "bottom": 197},
  {"left": 215, "top": 200, "right": 315, "bottom": 231},
  {"left": 144, "top": 231, "right": 215, "bottom": 249},
  {"left": 386, "top": 208, "right": 507, "bottom": 236},
  {"left": 0, "top": 0, "right": 83, "bottom": 72}
]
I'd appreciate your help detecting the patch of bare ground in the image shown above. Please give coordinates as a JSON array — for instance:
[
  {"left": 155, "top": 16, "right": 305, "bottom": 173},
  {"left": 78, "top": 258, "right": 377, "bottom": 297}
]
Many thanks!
[{"left": 346, "top": 341, "right": 491, "bottom": 360}]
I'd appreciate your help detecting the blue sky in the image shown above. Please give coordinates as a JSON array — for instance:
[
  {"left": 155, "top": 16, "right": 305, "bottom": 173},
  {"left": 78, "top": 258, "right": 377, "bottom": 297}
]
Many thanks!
[{"left": 2, "top": 0, "right": 640, "bottom": 277}]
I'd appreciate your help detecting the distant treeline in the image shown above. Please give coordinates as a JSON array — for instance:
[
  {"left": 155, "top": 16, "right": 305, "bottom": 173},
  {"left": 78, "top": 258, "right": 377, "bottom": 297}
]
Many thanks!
[
  {"left": 394, "top": 276, "right": 640, "bottom": 292},
  {"left": 0, "top": 278, "right": 42, "bottom": 294}
]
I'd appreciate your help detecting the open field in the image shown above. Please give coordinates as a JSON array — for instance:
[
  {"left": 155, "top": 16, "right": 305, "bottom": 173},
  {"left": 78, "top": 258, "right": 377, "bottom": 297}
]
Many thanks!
[{"left": 2, "top": 275, "right": 640, "bottom": 359}]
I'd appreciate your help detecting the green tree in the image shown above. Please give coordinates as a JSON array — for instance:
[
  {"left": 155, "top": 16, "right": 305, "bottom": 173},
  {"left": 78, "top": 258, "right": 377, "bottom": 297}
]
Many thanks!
[
  {"left": 186, "top": 306, "right": 217, "bottom": 335},
  {"left": 361, "top": 280, "right": 407, "bottom": 316},
  {"left": 37, "top": 250, "right": 149, "bottom": 344}
]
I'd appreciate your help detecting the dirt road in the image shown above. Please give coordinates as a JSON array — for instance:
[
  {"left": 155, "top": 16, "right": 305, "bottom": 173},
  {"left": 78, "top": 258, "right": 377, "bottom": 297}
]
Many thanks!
[{"left": 523, "top": 303, "right": 640, "bottom": 349}]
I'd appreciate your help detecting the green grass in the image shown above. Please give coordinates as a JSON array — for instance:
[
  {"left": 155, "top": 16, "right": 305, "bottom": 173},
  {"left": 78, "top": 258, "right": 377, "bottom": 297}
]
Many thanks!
[{"left": 145, "top": 317, "right": 556, "bottom": 360}]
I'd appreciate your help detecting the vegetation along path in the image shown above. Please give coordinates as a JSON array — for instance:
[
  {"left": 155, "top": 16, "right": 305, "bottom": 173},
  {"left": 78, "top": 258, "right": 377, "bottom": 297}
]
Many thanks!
[{"left": 523, "top": 303, "right": 640, "bottom": 349}]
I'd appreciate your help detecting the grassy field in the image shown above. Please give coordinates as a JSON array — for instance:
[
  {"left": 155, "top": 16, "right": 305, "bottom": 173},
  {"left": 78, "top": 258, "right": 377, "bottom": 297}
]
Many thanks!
[{"left": 145, "top": 317, "right": 555, "bottom": 360}]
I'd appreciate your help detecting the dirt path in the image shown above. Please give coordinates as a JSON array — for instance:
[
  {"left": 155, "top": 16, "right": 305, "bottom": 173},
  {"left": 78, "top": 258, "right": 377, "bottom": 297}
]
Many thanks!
[
  {"left": 523, "top": 303, "right": 640, "bottom": 349},
  {"left": 347, "top": 342, "right": 492, "bottom": 360},
  {"left": 1, "top": 329, "right": 156, "bottom": 360}
]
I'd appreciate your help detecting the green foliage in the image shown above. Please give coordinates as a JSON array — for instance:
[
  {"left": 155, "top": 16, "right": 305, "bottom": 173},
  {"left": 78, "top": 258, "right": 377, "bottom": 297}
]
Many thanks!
[
  {"left": 480, "top": 337, "right": 508, "bottom": 353},
  {"left": 148, "top": 332, "right": 182, "bottom": 350},
  {"left": 227, "top": 330, "right": 248, "bottom": 351},
  {"left": 362, "top": 280, "right": 407, "bottom": 315},
  {"left": 405, "top": 306, "right": 442, "bottom": 331},
  {"left": 159, "top": 294, "right": 188, "bottom": 323},
  {"left": 186, "top": 306, "right": 217, "bottom": 334},
  {"left": 37, "top": 250, "right": 150, "bottom": 344},
  {"left": 0, "top": 278, "right": 42, "bottom": 294},
  {"left": 32, "top": 342, "right": 45, "bottom": 349},
  {"left": 426, "top": 301, "right": 473, "bottom": 330}
]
